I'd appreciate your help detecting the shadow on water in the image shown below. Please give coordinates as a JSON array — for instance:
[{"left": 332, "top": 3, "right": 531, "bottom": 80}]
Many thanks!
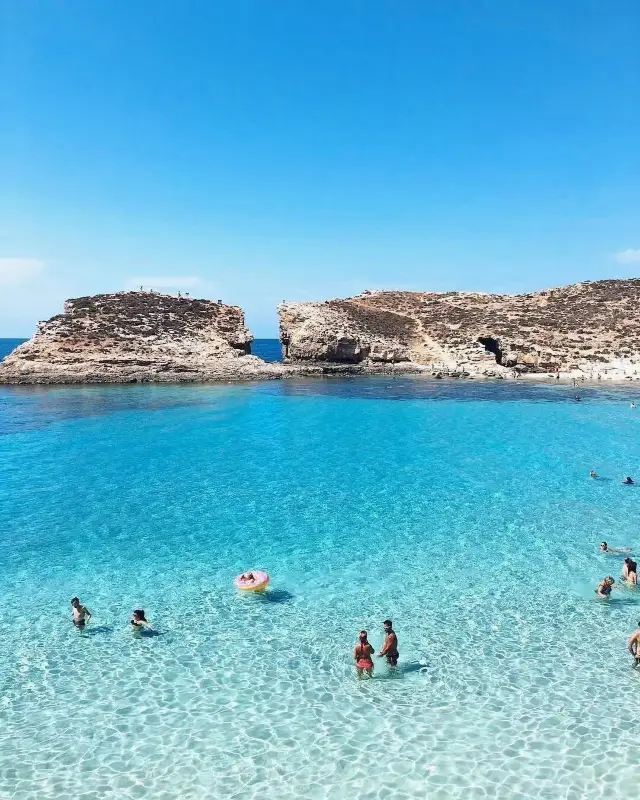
[
  {"left": 263, "top": 589, "right": 295, "bottom": 604},
  {"left": 400, "top": 660, "right": 429, "bottom": 675},
  {"left": 80, "top": 625, "right": 115, "bottom": 636},
  {"left": 234, "top": 588, "right": 295, "bottom": 605}
]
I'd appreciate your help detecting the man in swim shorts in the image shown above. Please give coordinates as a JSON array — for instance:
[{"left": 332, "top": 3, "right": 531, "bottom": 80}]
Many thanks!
[
  {"left": 71, "top": 597, "right": 91, "bottom": 627},
  {"left": 378, "top": 619, "right": 399, "bottom": 668},
  {"left": 628, "top": 624, "right": 640, "bottom": 667}
]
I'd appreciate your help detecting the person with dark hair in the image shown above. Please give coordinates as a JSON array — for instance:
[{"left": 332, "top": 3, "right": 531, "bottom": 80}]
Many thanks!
[
  {"left": 71, "top": 597, "right": 91, "bottom": 627},
  {"left": 623, "top": 558, "right": 638, "bottom": 586},
  {"left": 596, "top": 577, "right": 615, "bottom": 598},
  {"left": 130, "top": 609, "right": 154, "bottom": 632},
  {"left": 354, "top": 631, "right": 374, "bottom": 678},
  {"left": 623, "top": 477, "right": 635, "bottom": 485},
  {"left": 628, "top": 624, "right": 640, "bottom": 667},
  {"left": 378, "top": 620, "right": 399, "bottom": 668},
  {"left": 590, "top": 470, "right": 599, "bottom": 479},
  {"left": 601, "top": 542, "right": 632, "bottom": 554}
]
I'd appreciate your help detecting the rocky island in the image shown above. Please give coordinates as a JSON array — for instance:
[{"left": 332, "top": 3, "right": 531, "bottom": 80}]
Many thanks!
[
  {"left": 3, "top": 279, "right": 640, "bottom": 385},
  {"left": 279, "top": 279, "right": 640, "bottom": 381},
  {"left": 0, "top": 292, "right": 286, "bottom": 384}
]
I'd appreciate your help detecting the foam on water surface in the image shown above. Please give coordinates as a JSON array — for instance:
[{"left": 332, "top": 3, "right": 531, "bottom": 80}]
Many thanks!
[{"left": 1, "top": 378, "right": 640, "bottom": 799}]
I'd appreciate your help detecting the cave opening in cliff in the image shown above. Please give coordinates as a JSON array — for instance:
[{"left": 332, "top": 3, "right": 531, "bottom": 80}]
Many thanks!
[{"left": 478, "top": 336, "right": 503, "bottom": 365}]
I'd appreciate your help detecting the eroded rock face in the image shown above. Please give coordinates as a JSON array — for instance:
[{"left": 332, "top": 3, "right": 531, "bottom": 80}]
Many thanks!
[
  {"left": 0, "top": 292, "right": 285, "bottom": 384},
  {"left": 279, "top": 280, "right": 640, "bottom": 376}
]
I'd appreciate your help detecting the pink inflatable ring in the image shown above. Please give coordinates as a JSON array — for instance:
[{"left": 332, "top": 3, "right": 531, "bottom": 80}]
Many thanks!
[{"left": 234, "top": 570, "right": 270, "bottom": 592}]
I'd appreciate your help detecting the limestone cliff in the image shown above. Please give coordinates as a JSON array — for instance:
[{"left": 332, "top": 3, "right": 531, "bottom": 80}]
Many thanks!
[
  {"left": 279, "top": 280, "right": 640, "bottom": 378},
  {"left": 0, "top": 292, "right": 284, "bottom": 384}
]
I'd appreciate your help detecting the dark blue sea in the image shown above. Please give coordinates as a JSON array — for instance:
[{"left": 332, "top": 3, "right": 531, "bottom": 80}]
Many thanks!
[
  {"left": 0, "top": 339, "right": 26, "bottom": 361},
  {"left": 0, "top": 338, "right": 282, "bottom": 362}
]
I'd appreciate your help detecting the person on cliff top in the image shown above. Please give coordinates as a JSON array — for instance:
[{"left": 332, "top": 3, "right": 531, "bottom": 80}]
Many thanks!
[
  {"left": 378, "top": 619, "right": 399, "bottom": 669},
  {"left": 600, "top": 542, "right": 632, "bottom": 555},
  {"left": 596, "top": 577, "right": 616, "bottom": 598},
  {"left": 71, "top": 597, "right": 91, "bottom": 628},
  {"left": 623, "top": 476, "right": 635, "bottom": 485},
  {"left": 628, "top": 624, "right": 640, "bottom": 667}
]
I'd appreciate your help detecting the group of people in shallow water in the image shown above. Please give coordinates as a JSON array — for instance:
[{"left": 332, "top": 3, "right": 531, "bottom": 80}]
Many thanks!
[
  {"left": 72, "top": 594, "right": 396, "bottom": 676},
  {"left": 596, "top": 544, "right": 637, "bottom": 595},
  {"left": 596, "top": 545, "right": 640, "bottom": 668},
  {"left": 71, "top": 597, "right": 154, "bottom": 632},
  {"left": 353, "top": 620, "right": 399, "bottom": 678}
]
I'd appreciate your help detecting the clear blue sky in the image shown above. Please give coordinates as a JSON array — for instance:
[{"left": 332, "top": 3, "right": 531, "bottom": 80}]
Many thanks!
[{"left": 1, "top": 0, "right": 639, "bottom": 336}]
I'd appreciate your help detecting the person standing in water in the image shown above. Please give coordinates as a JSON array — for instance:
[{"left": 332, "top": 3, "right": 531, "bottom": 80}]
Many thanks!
[
  {"left": 378, "top": 619, "right": 399, "bottom": 668},
  {"left": 71, "top": 597, "right": 91, "bottom": 627},
  {"left": 628, "top": 624, "right": 640, "bottom": 667},
  {"left": 354, "top": 631, "right": 374, "bottom": 678},
  {"left": 623, "top": 558, "right": 638, "bottom": 586},
  {"left": 596, "top": 577, "right": 615, "bottom": 598},
  {"left": 130, "top": 609, "right": 154, "bottom": 632}
]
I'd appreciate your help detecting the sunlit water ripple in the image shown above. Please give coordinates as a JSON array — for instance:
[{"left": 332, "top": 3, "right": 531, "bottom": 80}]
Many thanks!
[{"left": 1, "top": 377, "right": 640, "bottom": 799}]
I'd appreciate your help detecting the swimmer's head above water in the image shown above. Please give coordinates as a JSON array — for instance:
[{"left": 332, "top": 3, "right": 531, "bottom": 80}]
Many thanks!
[{"left": 601, "top": 542, "right": 608, "bottom": 551}]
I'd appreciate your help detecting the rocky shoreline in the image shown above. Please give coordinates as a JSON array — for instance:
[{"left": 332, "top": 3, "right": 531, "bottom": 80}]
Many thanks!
[{"left": 3, "top": 281, "right": 640, "bottom": 386}]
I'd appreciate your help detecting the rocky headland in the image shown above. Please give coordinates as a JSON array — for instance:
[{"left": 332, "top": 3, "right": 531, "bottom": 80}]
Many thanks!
[
  {"left": 3, "top": 280, "right": 640, "bottom": 385},
  {"left": 0, "top": 292, "right": 287, "bottom": 384},
  {"left": 279, "top": 279, "right": 640, "bottom": 381}
]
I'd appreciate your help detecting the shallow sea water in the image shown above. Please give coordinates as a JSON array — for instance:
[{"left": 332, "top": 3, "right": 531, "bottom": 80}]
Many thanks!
[{"left": 2, "top": 377, "right": 640, "bottom": 799}]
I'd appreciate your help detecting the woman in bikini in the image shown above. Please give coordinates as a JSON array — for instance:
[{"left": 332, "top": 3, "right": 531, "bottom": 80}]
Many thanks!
[
  {"left": 130, "top": 609, "right": 155, "bottom": 633},
  {"left": 623, "top": 558, "right": 638, "bottom": 586},
  {"left": 596, "top": 577, "right": 615, "bottom": 598},
  {"left": 354, "top": 630, "right": 374, "bottom": 678}
]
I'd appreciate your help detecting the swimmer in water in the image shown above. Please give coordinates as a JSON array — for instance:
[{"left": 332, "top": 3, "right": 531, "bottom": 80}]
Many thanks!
[
  {"left": 574, "top": 395, "right": 581, "bottom": 402},
  {"left": 354, "top": 631, "right": 374, "bottom": 678},
  {"left": 240, "top": 573, "right": 255, "bottom": 582},
  {"left": 130, "top": 609, "right": 154, "bottom": 632},
  {"left": 631, "top": 402, "right": 637, "bottom": 409},
  {"left": 71, "top": 597, "right": 91, "bottom": 627},
  {"left": 623, "top": 558, "right": 638, "bottom": 586},
  {"left": 628, "top": 623, "right": 640, "bottom": 667},
  {"left": 378, "top": 619, "right": 399, "bottom": 669},
  {"left": 590, "top": 471, "right": 599, "bottom": 479},
  {"left": 596, "top": 577, "right": 615, "bottom": 598},
  {"left": 623, "top": 477, "right": 635, "bottom": 485},
  {"left": 600, "top": 542, "right": 632, "bottom": 554}
]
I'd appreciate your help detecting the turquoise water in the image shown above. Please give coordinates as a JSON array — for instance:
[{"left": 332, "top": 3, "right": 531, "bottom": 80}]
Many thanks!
[{"left": 2, "top": 378, "right": 640, "bottom": 799}]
